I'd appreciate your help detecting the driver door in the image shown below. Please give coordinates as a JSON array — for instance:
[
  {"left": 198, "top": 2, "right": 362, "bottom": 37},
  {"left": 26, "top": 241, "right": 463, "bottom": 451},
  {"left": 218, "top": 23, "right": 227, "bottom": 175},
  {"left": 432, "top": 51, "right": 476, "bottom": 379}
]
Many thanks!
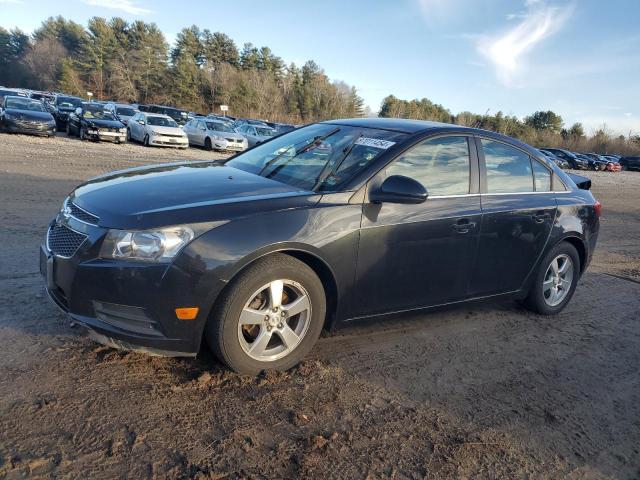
[{"left": 353, "top": 135, "right": 482, "bottom": 317}]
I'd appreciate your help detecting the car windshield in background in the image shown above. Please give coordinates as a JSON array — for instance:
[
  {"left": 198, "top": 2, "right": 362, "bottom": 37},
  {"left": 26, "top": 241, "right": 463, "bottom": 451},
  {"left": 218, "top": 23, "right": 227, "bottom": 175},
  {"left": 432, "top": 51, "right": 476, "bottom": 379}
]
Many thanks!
[
  {"left": 57, "top": 97, "right": 82, "bottom": 108},
  {"left": 5, "top": 98, "right": 46, "bottom": 112},
  {"left": 226, "top": 123, "right": 407, "bottom": 191},
  {"left": 116, "top": 107, "right": 136, "bottom": 116},
  {"left": 84, "top": 108, "right": 116, "bottom": 120},
  {"left": 147, "top": 116, "right": 178, "bottom": 127},
  {"left": 256, "top": 127, "right": 276, "bottom": 137},
  {"left": 206, "top": 121, "right": 233, "bottom": 132}
]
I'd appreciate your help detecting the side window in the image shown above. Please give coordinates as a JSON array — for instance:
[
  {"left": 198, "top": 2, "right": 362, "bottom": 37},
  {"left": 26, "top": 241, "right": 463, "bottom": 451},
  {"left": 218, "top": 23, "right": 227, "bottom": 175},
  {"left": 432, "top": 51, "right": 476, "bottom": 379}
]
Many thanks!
[
  {"left": 482, "top": 139, "right": 533, "bottom": 193},
  {"left": 386, "top": 136, "right": 470, "bottom": 196},
  {"left": 532, "top": 160, "right": 551, "bottom": 192}
]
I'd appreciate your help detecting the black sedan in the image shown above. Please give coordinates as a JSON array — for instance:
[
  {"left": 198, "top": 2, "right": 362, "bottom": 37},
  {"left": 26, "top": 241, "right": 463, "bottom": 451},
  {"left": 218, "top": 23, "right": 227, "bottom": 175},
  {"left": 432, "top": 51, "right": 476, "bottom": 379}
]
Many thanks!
[
  {"left": 0, "top": 95, "right": 56, "bottom": 136},
  {"left": 66, "top": 103, "right": 126, "bottom": 143},
  {"left": 48, "top": 95, "right": 84, "bottom": 131},
  {"left": 541, "top": 148, "right": 588, "bottom": 169},
  {"left": 619, "top": 156, "right": 640, "bottom": 171},
  {"left": 40, "top": 118, "right": 600, "bottom": 374}
]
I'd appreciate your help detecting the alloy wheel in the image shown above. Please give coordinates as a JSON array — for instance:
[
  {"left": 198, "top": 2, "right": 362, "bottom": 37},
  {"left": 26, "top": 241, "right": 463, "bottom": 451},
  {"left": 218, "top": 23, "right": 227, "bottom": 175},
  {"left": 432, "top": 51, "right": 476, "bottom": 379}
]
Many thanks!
[
  {"left": 237, "top": 279, "right": 311, "bottom": 362},
  {"left": 542, "top": 254, "right": 574, "bottom": 307}
]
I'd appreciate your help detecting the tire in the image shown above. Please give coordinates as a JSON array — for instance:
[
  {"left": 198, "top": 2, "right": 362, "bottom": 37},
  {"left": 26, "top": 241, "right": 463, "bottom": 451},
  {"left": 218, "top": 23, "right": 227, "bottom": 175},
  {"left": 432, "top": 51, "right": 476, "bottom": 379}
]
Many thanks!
[
  {"left": 621, "top": 163, "right": 627, "bottom": 171},
  {"left": 79, "top": 127, "right": 85, "bottom": 141},
  {"left": 66, "top": 122, "right": 71, "bottom": 136},
  {"left": 204, "top": 137, "right": 212, "bottom": 151},
  {"left": 524, "top": 242, "right": 581, "bottom": 315},
  {"left": 143, "top": 134, "right": 150, "bottom": 147},
  {"left": 205, "top": 253, "right": 326, "bottom": 375},
  {"left": 126, "top": 128, "right": 131, "bottom": 142}
]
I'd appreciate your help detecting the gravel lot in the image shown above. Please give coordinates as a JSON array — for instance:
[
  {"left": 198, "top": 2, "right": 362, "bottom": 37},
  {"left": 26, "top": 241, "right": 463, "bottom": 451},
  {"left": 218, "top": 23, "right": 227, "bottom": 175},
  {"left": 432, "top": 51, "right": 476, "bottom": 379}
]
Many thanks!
[{"left": 0, "top": 133, "right": 639, "bottom": 479}]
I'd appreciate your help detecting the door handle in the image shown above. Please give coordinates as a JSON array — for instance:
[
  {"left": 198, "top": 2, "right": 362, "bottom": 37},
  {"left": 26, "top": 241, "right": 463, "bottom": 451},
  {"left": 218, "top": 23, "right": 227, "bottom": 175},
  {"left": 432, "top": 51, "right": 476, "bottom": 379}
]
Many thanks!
[
  {"left": 532, "top": 212, "right": 550, "bottom": 223},
  {"left": 453, "top": 219, "right": 476, "bottom": 234}
]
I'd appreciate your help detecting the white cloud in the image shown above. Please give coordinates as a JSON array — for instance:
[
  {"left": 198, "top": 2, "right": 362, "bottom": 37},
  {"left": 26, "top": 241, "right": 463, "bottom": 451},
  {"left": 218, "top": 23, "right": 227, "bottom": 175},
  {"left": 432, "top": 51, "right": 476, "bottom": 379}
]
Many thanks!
[
  {"left": 477, "top": 1, "right": 573, "bottom": 86},
  {"left": 82, "top": 0, "right": 152, "bottom": 15}
]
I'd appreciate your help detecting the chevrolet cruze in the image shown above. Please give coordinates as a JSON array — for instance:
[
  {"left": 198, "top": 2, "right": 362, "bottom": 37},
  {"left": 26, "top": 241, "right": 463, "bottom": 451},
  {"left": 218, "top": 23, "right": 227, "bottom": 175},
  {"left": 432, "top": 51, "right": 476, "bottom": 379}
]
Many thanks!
[{"left": 41, "top": 118, "right": 600, "bottom": 374}]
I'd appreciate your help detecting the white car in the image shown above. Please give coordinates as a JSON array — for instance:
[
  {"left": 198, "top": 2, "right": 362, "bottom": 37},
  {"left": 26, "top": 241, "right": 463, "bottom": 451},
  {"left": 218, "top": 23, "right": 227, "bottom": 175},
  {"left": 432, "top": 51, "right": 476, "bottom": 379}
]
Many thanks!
[
  {"left": 183, "top": 118, "right": 248, "bottom": 152},
  {"left": 127, "top": 112, "right": 188, "bottom": 149},
  {"left": 104, "top": 103, "right": 138, "bottom": 126}
]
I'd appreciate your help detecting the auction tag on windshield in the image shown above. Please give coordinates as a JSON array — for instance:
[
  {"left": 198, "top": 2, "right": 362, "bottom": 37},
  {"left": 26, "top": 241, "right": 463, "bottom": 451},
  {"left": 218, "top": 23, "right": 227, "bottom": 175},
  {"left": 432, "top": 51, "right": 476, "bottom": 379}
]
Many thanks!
[{"left": 355, "top": 137, "right": 396, "bottom": 150}]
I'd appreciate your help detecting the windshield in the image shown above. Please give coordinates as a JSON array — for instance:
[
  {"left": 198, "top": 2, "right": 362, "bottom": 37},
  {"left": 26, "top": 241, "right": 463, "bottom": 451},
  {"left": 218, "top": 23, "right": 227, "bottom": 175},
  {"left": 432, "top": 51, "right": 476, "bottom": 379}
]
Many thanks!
[
  {"left": 255, "top": 127, "right": 276, "bottom": 137},
  {"left": 206, "top": 121, "right": 233, "bottom": 132},
  {"left": 227, "top": 123, "right": 407, "bottom": 191},
  {"left": 148, "top": 116, "right": 178, "bottom": 127},
  {"left": 56, "top": 96, "right": 82, "bottom": 108},
  {"left": 116, "top": 107, "right": 136, "bottom": 116},
  {"left": 5, "top": 97, "right": 46, "bottom": 112},
  {"left": 83, "top": 108, "right": 116, "bottom": 120}
]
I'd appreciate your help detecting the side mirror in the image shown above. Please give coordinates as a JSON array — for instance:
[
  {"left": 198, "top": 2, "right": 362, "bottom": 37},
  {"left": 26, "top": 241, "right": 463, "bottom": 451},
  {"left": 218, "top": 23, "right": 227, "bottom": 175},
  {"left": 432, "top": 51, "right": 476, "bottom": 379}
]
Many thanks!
[
  {"left": 370, "top": 175, "right": 428, "bottom": 205},
  {"left": 75, "top": 107, "right": 82, "bottom": 116},
  {"left": 138, "top": 120, "right": 145, "bottom": 125}
]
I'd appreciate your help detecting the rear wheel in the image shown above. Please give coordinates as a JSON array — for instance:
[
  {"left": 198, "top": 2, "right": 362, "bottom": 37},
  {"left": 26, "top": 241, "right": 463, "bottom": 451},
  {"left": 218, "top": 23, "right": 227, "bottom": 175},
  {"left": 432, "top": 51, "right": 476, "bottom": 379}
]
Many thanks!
[
  {"left": 206, "top": 254, "right": 326, "bottom": 375},
  {"left": 524, "top": 242, "right": 580, "bottom": 315}
]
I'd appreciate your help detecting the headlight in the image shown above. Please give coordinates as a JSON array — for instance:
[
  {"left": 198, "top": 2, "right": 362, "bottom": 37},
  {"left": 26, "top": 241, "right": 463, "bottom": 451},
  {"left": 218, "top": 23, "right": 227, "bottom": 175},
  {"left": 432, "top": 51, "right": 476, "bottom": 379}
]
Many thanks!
[
  {"left": 119, "top": 128, "right": 126, "bottom": 133},
  {"left": 149, "top": 130, "right": 158, "bottom": 136},
  {"left": 100, "top": 226, "right": 195, "bottom": 262}
]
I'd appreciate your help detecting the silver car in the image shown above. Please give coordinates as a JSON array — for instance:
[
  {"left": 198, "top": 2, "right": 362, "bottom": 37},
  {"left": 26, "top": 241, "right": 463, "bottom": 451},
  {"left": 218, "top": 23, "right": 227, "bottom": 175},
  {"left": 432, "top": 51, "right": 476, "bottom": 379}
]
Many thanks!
[
  {"left": 235, "top": 123, "right": 277, "bottom": 147},
  {"left": 104, "top": 103, "right": 138, "bottom": 126},
  {"left": 183, "top": 118, "right": 248, "bottom": 152}
]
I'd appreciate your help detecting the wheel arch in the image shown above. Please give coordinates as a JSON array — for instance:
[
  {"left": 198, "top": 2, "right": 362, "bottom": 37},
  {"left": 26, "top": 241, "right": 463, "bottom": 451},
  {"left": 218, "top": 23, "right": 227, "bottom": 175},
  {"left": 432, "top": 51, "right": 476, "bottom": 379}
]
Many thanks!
[
  {"left": 210, "top": 245, "right": 340, "bottom": 331},
  {"left": 559, "top": 235, "right": 587, "bottom": 273}
]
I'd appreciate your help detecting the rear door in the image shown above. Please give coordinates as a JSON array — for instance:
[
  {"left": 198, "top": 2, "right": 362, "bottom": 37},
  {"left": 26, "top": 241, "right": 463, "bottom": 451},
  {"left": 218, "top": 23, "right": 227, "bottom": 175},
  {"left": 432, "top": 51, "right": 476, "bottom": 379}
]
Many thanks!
[
  {"left": 469, "top": 138, "right": 557, "bottom": 296},
  {"left": 353, "top": 134, "right": 482, "bottom": 317}
]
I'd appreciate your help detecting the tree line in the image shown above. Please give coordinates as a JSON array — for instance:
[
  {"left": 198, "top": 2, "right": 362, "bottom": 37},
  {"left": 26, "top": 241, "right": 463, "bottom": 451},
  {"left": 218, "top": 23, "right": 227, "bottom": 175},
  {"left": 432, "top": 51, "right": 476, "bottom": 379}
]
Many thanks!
[
  {"left": 0, "top": 16, "right": 365, "bottom": 123},
  {"left": 379, "top": 95, "right": 640, "bottom": 155}
]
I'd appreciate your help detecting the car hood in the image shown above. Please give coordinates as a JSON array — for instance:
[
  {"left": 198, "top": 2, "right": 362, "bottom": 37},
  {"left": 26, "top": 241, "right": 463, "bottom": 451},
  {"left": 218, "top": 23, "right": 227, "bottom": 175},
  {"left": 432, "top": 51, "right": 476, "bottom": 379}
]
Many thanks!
[
  {"left": 217, "top": 132, "right": 245, "bottom": 141},
  {"left": 148, "top": 125, "right": 186, "bottom": 135},
  {"left": 84, "top": 118, "right": 124, "bottom": 129},
  {"left": 5, "top": 109, "right": 54, "bottom": 122},
  {"left": 71, "top": 162, "right": 316, "bottom": 229}
]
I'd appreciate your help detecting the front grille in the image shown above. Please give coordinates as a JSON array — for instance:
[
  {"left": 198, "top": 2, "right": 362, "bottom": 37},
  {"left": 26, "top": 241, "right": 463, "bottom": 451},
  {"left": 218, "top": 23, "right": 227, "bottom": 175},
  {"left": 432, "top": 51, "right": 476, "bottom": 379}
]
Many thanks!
[
  {"left": 68, "top": 201, "right": 99, "bottom": 225},
  {"left": 226, "top": 138, "right": 242, "bottom": 143},
  {"left": 159, "top": 133, "right": 184, "bottom": 138},
  {"left": 47, "top": 224, "right": 87, "bottom": 258},
  {"left": 14, "top": 119, "right": 47, "bottom": 130}
]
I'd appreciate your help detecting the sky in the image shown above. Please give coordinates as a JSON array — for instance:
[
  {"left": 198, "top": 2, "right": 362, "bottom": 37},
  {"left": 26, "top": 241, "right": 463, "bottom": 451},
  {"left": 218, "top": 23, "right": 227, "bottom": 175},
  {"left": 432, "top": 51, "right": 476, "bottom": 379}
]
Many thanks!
[{"left": 2, "top": 0, "right": 639, "bottom": 134}]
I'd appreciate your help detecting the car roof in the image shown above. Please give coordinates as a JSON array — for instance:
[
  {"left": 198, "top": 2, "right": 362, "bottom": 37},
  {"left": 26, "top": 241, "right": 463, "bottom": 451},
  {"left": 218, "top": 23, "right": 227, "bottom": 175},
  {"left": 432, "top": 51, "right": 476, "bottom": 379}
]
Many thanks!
[
  {"left": 144, "top": 113, "right": 172, "bottom": 119},
  {"left": 322, "top": 117, "right": 462, "bottom": 134}
]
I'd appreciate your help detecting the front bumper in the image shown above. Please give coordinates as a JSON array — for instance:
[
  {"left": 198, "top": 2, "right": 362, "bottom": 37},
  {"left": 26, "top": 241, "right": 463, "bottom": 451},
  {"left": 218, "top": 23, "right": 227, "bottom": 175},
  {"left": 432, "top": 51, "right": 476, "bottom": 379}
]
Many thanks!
[
  {"left": 4, "top": 119, "right": 56, "bottom": 136},
  {"left": 86, "top": 129, "right": 126, "bottom": 142},
  {"left": 40, "top": 216, "right": 225, "bottom": 356},
  {"left": 149, "top": 135, "right": 188, "bottom": 147},
  {"left": 213, "top": 138, "right": 247, "bottom": 152}
]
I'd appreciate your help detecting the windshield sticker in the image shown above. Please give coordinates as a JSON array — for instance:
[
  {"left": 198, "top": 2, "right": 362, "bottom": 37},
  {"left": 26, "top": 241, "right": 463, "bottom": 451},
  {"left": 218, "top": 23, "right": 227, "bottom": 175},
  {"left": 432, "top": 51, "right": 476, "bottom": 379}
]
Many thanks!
[{"left": 355, "top": 137, "right": 396, "bottom": 150}]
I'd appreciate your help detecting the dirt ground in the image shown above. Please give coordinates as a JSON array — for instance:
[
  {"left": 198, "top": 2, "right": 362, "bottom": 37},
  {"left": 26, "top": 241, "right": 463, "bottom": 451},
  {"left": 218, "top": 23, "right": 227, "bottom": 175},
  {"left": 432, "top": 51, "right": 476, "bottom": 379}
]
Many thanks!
[{"left": 0, "top": 132, "right": 639, "bottom": 479}]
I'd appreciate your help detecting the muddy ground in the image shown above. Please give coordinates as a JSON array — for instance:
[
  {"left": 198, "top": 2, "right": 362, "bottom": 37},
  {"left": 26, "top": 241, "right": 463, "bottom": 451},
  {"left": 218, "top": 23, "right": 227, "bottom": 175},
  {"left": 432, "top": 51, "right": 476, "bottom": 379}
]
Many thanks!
[{"left": 0, "top": 133, "right": 639, "bottom": 479}]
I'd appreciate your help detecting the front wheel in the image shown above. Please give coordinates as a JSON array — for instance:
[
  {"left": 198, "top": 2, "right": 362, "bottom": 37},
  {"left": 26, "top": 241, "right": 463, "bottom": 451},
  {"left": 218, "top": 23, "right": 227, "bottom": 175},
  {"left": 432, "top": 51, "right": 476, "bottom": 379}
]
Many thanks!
[
  {"left": 143, "top": 134, "right": 150, "bottom": 147},
  {"left": 204, "top": 137, "right": 212, "bottom": 151},
  {"left": 79, "top": 127, "right": 85, "bottom": 140},
  {"left": 126, "top": 128, "right": 131, "bottom": 142},
  {"left": 206, "top": 254, "right": 326, "bottom": 375},
  {"left": 66, "top": 122, "right": 71, "bottom": 136},
  {"left": 524, "top": 242, "right": 580, "bottom": 315}
]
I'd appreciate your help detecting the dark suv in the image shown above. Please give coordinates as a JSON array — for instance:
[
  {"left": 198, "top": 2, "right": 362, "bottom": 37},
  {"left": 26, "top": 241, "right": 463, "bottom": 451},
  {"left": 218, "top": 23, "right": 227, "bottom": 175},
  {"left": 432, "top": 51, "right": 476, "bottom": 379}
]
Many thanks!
[{"left": 619, "top": 156, "right": 640, "bottom": 171}]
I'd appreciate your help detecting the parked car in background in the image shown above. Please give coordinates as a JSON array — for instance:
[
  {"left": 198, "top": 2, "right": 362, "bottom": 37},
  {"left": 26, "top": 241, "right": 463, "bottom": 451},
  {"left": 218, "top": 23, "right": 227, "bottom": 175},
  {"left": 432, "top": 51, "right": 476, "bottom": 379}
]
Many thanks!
[
  {"left": 0, "top": 95, "right": 56, "bottom": 136},
  {"left": 40, "top": 118, "right": 601, "bottom": 374},
  {"left": 127, "top": 112, "right": 188, "bottom": 148},
  {"left": 235, "top": 123, "right": 277, "bottom": 147},
  {"left": 66, "top": 103, "right": 126, "bottom": 143},
  {"left": 28, "top": 91, "right": 55, "bottom": 103},
  {"left": 581, "top": 153, "right": 610, "bottom": 171},
  {"left": 104, "top": 103, "right": 138, "bottom": 126},
  {"left": 538, "top": 149, "right": 568, "bottom": 169},
  {"left": 541, "top": 148, "right": 588, "bottom": 169},
  {"left": 183, "top": 118, "right": 248, "bottom": 152},
  {"left": 144, "top": 104, "right": 189, "bottom": 126},
  {"left": 619, "top": 156, "right": 640, "bottom": 171},
  {"left": 0, "top": 87, "right": 28, "bottom": 100},
  {"left": 48, "top": 94, "right": 84, "bottom": 131}
]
